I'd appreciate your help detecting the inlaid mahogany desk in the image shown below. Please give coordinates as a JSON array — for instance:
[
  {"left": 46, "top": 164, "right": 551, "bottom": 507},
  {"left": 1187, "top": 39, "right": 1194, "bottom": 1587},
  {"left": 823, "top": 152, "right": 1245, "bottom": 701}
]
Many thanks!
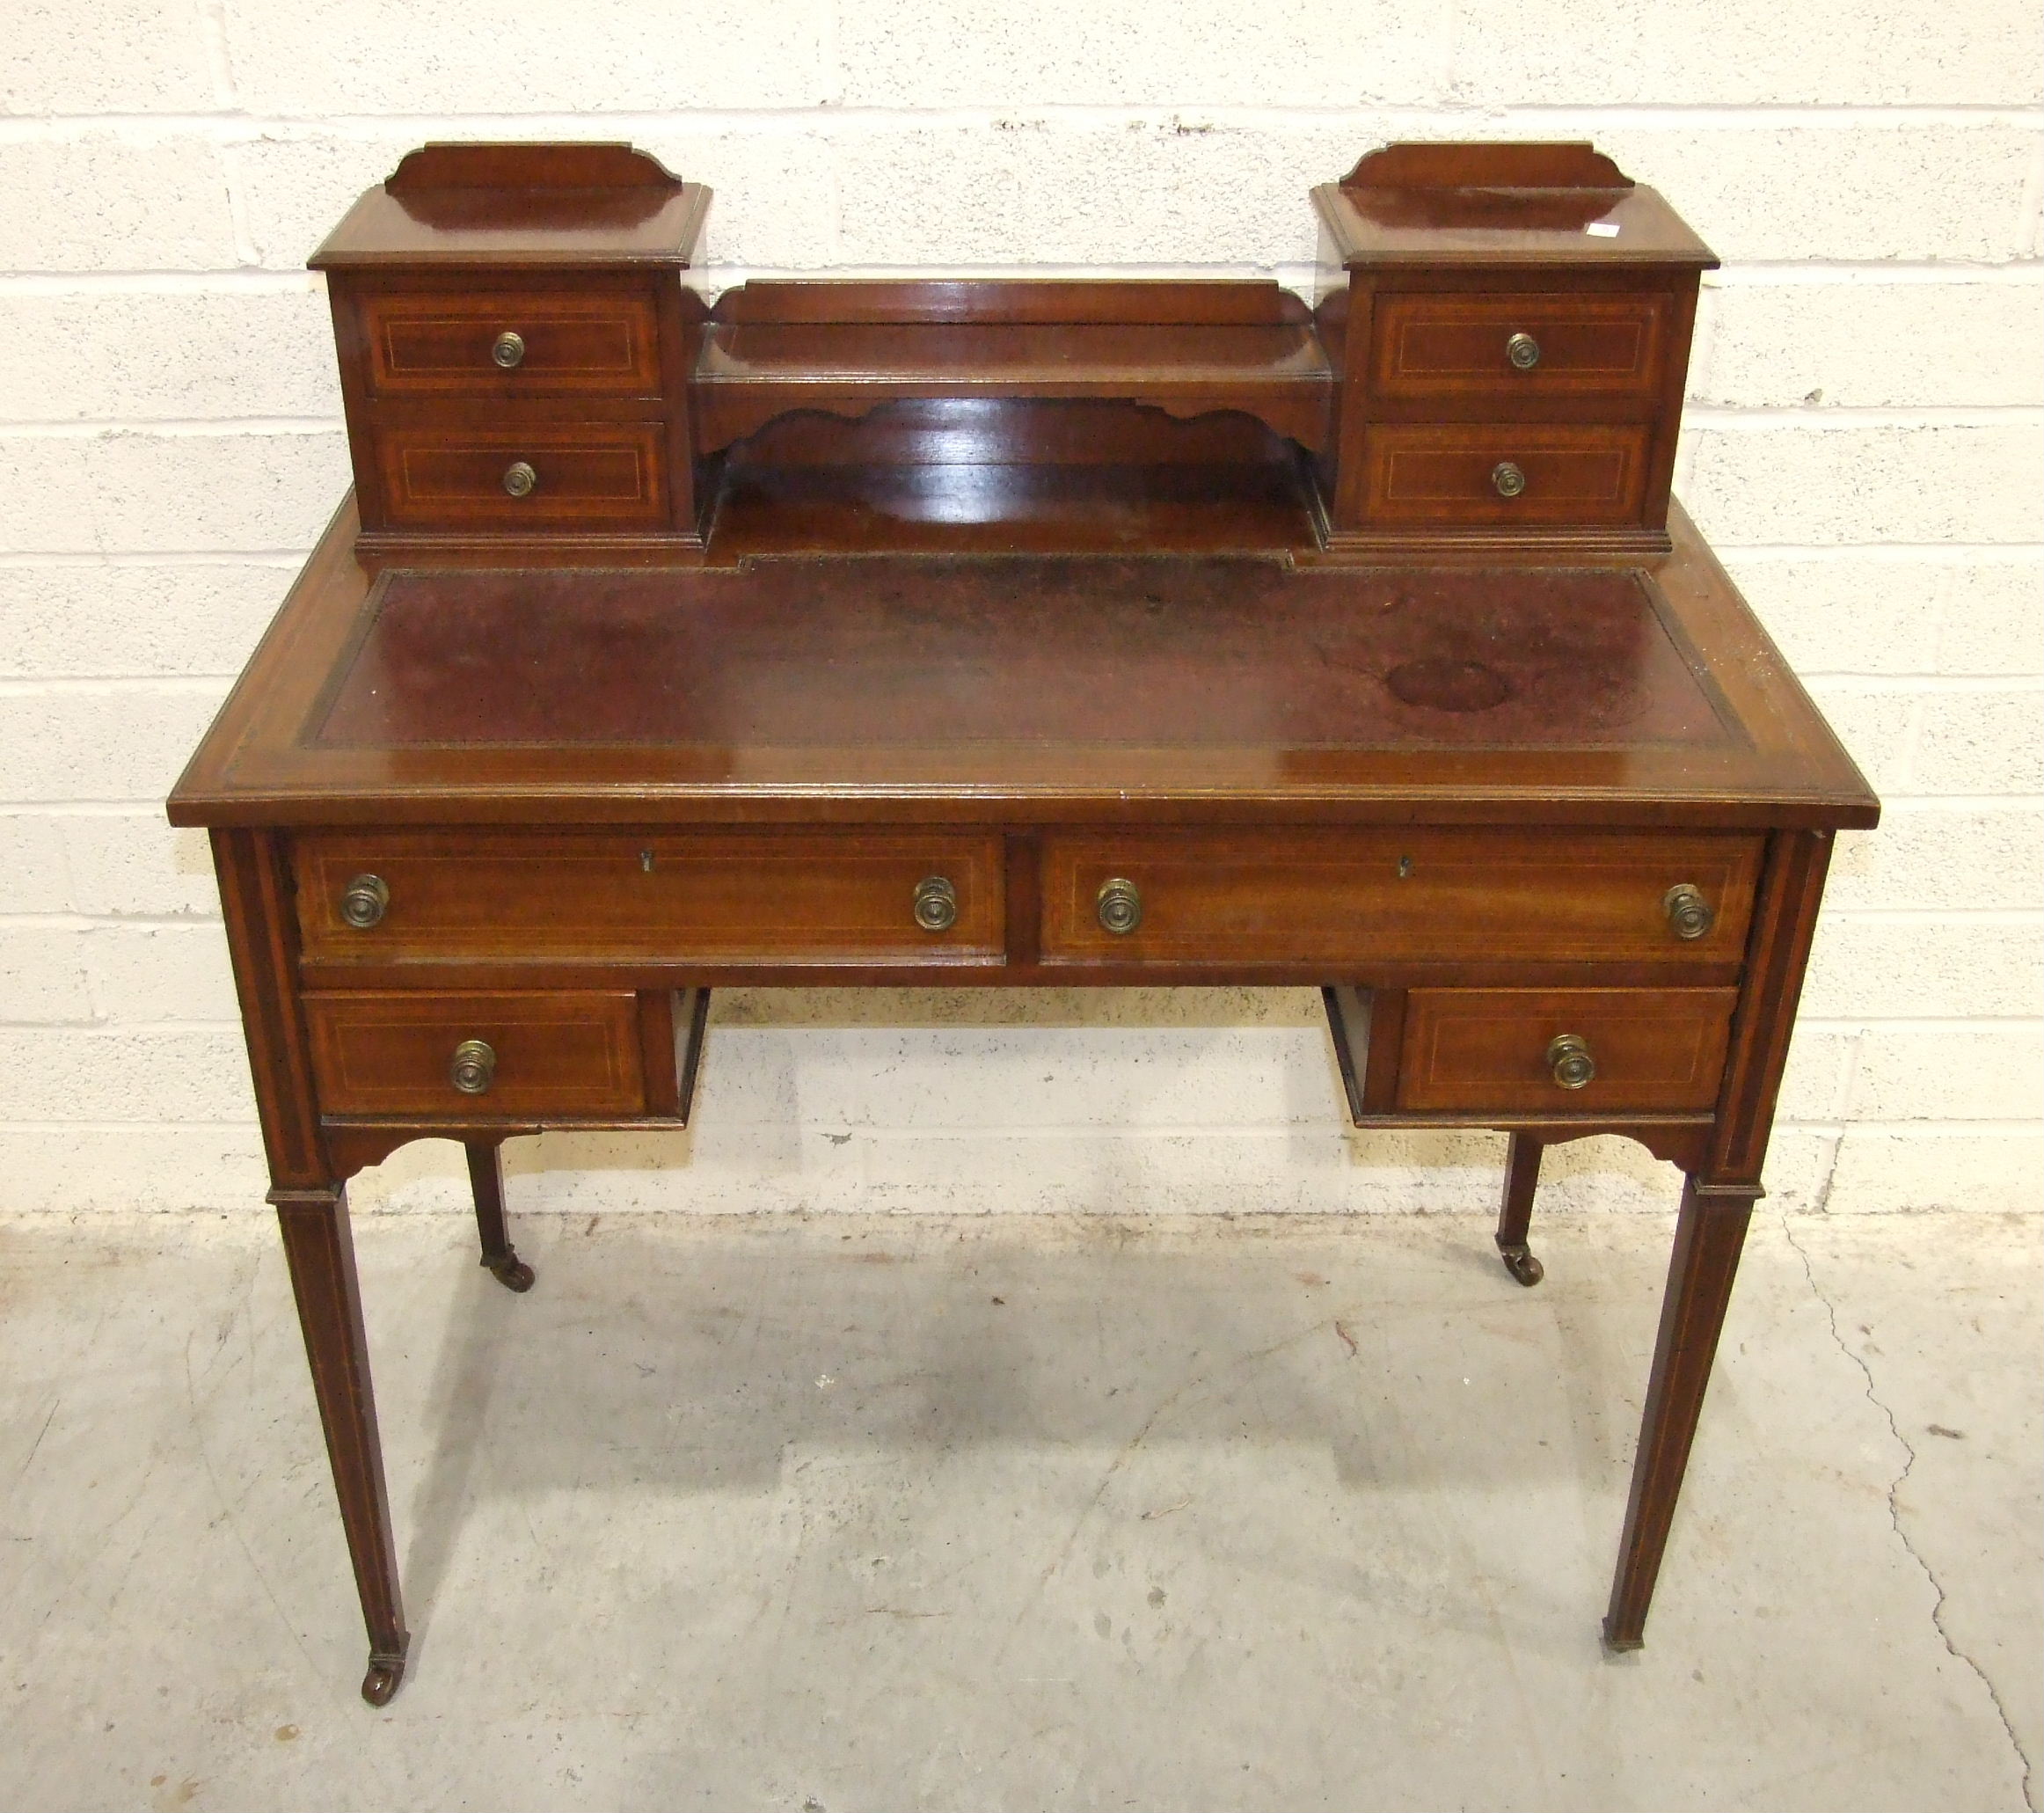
[{"left": 168, "top": 141, "right": 1878, "bottom": 1705}]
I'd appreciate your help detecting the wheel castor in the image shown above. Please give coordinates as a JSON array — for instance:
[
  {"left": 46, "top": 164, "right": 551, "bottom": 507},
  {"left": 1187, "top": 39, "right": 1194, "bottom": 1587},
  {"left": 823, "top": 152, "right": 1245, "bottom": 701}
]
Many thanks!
[
  {"left": 484, "top": 1250, "right": 535, "bottom": 1292},
  {"left": 1498, "top": 1241, "right": 1544, "bottom": 1288},
  {"left": 361, "top": 1647, "right": 407, "bottom": 1706}
]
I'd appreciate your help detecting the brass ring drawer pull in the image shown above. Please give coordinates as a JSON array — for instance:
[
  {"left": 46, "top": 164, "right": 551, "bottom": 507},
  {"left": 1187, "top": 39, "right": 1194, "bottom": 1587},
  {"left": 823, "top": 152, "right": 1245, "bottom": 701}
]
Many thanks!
[
  {"left": 449, "top": 1038, "right": 497, "bottom": 1096},
  {"left": 502, "top": 460, "right": 537, "bottom": 498},
  {"left": 1664, "top": 883, "right": 1715, "bottom": 940},
  {"left": 1506, "top": 332, "right": 1540, "bottom": 370},
  {"left": 491, "top": 330, "right": 525, "bottom": 369},
  {"left": 1491, "top": 460, "right": 1527, "bottom": 499},
  {"left": 1546, "top": 1034, "right": 1596, "bottom": 1091},
  {"left": 339, "top": 873, "right": 389, "bottom": 929},
  {"left": 912, "top": 875, "right": 958, "bottom": 932},
  {"left": 1097, "top": 876, "right": 1142, "bottom": 935}
]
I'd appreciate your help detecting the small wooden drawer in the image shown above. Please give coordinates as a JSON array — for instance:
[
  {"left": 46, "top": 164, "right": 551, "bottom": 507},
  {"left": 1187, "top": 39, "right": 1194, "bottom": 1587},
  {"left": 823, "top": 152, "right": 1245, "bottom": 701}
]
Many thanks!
[
  {"left": 372, "top": 423, "right": 670, "bottom": 530},
  {"left": 306, "top": 991, "right": 646, "bottom": 1118},
  {"left": 1358, "top": 423, "right": 1649, "bottom": 526},
  {"left": 1038, "top": 830, "right": 1760, "bottom": 968},
  {"left": 1371, "top": 292, "right": 1668, "bottom": 401},
  {"left": 1396, "top": 986, "right": 1736, "bottom": 1114},
  {"left": 359, "top": 288, "right": 662, "bottom": 398},
  {"left": 295, "top": 830, "right": 1004, "bottom": 966}
]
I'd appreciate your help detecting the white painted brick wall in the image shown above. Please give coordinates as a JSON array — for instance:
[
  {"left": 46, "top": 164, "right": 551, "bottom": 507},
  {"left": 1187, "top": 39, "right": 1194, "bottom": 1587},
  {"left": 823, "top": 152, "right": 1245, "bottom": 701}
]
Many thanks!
[
  {"left": 0, "top": 564, "right": 296, "bottom": 674},
  {"left": 1694, "top": 282, "right": 2044, "bottom": 409},
  {"left": 1, "top": 8, "right": 2038, "bottom": 1218},
  {"left": 1, "top": 1, "right": 216, "bottom": 114},
  {"left": 0, "top": 284, "right": 338, "bottom": 421},
  {"left": 0, "top": 135, "right": 240, "bottom": 270},
  {"left": 1447, "top": 0, "right": 2041, "bottom": 106}
]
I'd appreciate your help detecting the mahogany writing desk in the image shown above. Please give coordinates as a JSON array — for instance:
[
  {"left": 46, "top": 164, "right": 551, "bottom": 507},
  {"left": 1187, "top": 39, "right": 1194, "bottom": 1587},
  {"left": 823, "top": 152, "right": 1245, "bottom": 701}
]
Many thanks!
[{"left": 168, "top": 141, "right": 1878, "bottom": 1705}]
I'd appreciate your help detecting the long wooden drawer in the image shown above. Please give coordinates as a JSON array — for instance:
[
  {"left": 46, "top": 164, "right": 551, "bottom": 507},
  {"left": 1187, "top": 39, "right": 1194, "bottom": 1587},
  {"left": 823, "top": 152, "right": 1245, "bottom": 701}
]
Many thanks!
[
  {"left": 1039, "top": 830, "right": 1760, "bottom": 967},
  {"left": 306, "top": 991, "right": 645, "bottom": 1117},
  {"left": 360, "top": 286, "right": 662, "bottom": 398},
  {"left": 1370, "top": 292, "right": 1669, "bottom": 401},
  {"left": 295, "top": 831, "right": 1004, "bottom": 965},
  {"left": 1358, "top": 423, "right": 1649, "bottom": 525},
  {"left": 1397, "top": 986, "right": 1737, "bottom": 1114},
  {"left": 372, "top": 422, "right": 669, "bottom": 530}
]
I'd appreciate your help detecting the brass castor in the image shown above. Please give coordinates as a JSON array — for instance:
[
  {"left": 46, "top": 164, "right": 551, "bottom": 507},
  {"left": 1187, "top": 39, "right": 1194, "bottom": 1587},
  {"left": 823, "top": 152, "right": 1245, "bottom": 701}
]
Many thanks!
[
  {"left": 361, "top": 1647, "right": 407, "bottom": 1706},
  {"left": 1498, "top": 1241, "right": 1544, "bottom": 1288},
  {"left": 484, "top": 1251, "right": 535, "bottom": 1293}
]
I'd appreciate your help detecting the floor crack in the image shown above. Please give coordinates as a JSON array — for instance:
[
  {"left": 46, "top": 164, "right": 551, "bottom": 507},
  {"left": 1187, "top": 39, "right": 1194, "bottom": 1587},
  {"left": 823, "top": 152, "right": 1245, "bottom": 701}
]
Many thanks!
[{"left": 1782, "top": 1210, "right": 2036, "bottom": 1809}]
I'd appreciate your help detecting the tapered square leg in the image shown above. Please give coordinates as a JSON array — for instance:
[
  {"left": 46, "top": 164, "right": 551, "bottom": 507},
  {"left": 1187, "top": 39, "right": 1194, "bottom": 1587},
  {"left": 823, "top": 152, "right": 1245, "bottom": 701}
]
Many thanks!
[
  {"left": 1603, "top": 1176, "right": 1757, "bottom": 1649},
  {"left": 273, "top": 1186, "right": 410, "bottom": 1705},
  {"left": 465, "top": 1139, "right": 534, "bottom": 1292},
  {"left": 1495, "top": 1132, "right": 1545, "bottom": 1285}
]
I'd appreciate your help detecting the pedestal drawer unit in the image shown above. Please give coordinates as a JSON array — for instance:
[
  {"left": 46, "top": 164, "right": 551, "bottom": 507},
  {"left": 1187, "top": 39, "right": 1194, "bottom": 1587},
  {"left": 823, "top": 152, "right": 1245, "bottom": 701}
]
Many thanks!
[
  {"left": 311, "top": 142, "right": 712, "bottom": 559},
  {"left": 1313, "top": 141, "right": 1715, "bottom": 557}
]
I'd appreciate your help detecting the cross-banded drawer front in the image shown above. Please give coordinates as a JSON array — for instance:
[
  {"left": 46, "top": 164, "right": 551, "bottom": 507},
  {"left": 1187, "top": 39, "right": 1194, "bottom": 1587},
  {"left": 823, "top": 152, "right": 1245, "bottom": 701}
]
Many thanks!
[
  {"left": 306, "top": 991, "right": 646, "bottom": 1118},
  {"left": 1357, "top": 423, "right": 1650, "bottom": 526},
  {"left": 1396, "top": 986, "right": 1737, "bottom": 1114},
  {"left": 1371, "top": 293, "right": 1668, "bottom": 402},
  {"left": 373, "top": 423, "right": 669, "bottom": 530},
  {"left": 360, "top": 288, "right": 662, "bottom": 398},
  {"left": 294, "top": 831, "right": 1004, "bottom": 966},
  {"left": 1039, "top": 830, "right": 1760, "bottom": 967}
]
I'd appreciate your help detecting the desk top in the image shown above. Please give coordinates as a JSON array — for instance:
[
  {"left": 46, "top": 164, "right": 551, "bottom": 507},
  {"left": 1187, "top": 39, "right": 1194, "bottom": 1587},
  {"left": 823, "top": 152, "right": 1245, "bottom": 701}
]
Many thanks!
[
  {"left": 320, "top": 561, "right": 1725, "bottom": 751},
  {"left": 170, "top": 501, "right": 1874, "bottom": 833}
]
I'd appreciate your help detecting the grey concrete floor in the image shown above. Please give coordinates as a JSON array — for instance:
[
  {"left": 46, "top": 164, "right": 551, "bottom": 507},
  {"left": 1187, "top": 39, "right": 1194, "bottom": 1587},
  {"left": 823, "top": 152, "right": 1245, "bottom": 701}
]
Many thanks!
[{"left": 0, "top": 1209, "right": 2036, "bottom": 1813}]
